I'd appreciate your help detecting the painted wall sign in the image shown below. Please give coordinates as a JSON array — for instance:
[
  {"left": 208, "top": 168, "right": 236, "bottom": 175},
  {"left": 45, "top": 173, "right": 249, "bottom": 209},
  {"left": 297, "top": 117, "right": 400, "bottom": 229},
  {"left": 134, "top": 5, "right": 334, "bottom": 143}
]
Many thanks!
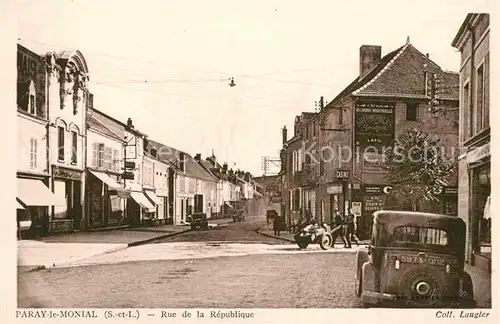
[
  {"left": 53, "top": 166, "right": 82, "bottom": 180},
  {"left": 327, "top": 185, "right": 343, "bottom": 194},
  {"left": 355, "top": 102, "right": 395, "bottom": 149},
  {"left": 335, "top": 169, "right": 350, "bottom": 179}
]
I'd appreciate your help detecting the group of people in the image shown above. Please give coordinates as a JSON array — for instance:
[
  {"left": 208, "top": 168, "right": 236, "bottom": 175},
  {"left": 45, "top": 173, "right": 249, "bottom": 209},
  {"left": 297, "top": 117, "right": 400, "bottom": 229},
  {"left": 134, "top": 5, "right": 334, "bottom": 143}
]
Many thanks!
[
  {"left": 294, "top": 208, "right": 360, "bottom": 248},
  {"left": 331, "top": 208, "right": 360, "bottom": 248}
]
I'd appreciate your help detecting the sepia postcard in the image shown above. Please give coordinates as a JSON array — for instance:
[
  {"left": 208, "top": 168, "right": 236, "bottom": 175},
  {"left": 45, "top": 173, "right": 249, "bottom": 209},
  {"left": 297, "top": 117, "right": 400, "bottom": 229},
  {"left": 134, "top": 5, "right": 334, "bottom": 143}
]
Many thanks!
[{"left": 2, "top": 0, "right": 498, "bottom": 323}]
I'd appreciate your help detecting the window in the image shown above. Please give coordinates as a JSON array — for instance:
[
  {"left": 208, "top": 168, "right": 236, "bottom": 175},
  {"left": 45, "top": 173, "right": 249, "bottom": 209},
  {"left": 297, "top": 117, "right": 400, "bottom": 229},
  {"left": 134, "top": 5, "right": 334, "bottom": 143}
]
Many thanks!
[
  {"left": 179, "top": 152, "right": 185, "bottom": 172},
  {"left": 58, "top": 127, "right": 65, "bottom": 161},
  {"left": 29, "top": 95, "right": 35, "bottom": 114},
  {"left": 464, "top": 83, "right": 472, "bottom": 138},
  {"left": 30, "top": 138, "right": 37, "bottom": 168},
  {"left": 424, "top": 72, "right": 429, "bottom": 96},
  {"left": 98, "top": 143, "right": 105, "bottom": 168},
  {"left": 393, "top": 226, "right": 448, "bottom": 246},
  {"left": 476, "top": 64, "right": 485, "bottom": 133},
  {"left": 406, "top": 103, "right": 418, "bottom": 121},
  {"left": 338, "top": 108, "right": 343, "bottom": 125},
  {"left": 151, "top": 148, "right": 157, "bottom": 158},
  {"left": 106, "top": 147, "right": 113, "bottom": 170},
  {"left": 71, "top": 131, "right": 77, "bottom": 164}
]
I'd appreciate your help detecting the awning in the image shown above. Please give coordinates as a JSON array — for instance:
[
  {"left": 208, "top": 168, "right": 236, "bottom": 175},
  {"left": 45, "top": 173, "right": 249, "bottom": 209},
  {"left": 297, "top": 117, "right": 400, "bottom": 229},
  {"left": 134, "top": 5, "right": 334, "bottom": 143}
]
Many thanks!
[
  {"left": 17, "top": 178, "right": 66, "bottom": 207},
  {"left": 225, "top": 202, "right": 234, "bottom": 208},
  {"left": 145, "top": 190, "right": 163, "bottom": 205},
  {"left": 89, "top": 170, "right": 129, "bottom": 197},
  {"left": 17, "top": 201, "right": 25, "bottom": 210},
  {"left": 130, "top": 192, "right": 156, "bottom": 213}
]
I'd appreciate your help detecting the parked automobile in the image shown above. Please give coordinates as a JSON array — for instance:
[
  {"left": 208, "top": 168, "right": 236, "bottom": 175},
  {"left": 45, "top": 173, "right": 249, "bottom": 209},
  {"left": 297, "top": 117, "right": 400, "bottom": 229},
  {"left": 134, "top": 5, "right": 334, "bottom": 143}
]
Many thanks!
[
  {"left": 233, "top": 209, "right": 245, "bottom": 222},
  {"left": 294, "top": 223, "right": 333, "bottom": 250},
  {"left": 355, "top": 210, "right": 475, "bottom": 308},
  {"left": 189, "top": 213, "right": 209, "bottom": 230}
]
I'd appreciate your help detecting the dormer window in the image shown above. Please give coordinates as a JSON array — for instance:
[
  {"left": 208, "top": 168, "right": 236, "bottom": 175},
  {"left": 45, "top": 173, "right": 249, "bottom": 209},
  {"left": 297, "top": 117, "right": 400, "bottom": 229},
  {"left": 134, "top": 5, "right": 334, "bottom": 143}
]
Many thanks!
[{"left": 28, "top": 80, "right": 36, "bottom": 115}]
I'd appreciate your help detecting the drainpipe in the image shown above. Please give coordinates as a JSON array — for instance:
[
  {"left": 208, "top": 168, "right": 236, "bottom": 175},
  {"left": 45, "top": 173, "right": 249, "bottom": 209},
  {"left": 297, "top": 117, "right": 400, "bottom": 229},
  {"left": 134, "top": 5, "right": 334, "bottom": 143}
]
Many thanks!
[
  {"left": 82, "top": 89, "right": 88, "bottom": 231},
  {"left": 45, "top": 59, "right": 53, "bottom": 234}
]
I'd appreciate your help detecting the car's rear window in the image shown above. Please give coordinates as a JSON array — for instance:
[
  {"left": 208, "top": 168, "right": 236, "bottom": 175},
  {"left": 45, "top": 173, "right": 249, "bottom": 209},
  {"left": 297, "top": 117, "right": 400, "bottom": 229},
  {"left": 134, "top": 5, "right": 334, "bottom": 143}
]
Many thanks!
[{"left": 393, "top": 226, "right": 448, "bottom": 246}]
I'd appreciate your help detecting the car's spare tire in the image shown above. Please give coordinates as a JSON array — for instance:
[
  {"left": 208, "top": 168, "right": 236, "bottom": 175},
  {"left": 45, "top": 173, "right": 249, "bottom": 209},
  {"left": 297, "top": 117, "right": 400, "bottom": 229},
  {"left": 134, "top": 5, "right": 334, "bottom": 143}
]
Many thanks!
[{"left": 397, "top": 265, "right": 446, "bottom": 308}]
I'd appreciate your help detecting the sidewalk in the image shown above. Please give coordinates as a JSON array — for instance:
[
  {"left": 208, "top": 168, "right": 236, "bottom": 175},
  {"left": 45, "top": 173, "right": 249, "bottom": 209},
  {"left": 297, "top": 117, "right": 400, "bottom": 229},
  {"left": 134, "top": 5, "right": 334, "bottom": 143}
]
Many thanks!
[
  {"left": 466, "top": 264, "right": 492, "bottom": 308},
  {"left": 18, "top": 240, "right": 127, "bottom": 269},
  {"left": 19, "top": 225, "right": 191, "bottom": 270},
  {"left": 39, "top": 225, "right": 189, "bottom": 244}
]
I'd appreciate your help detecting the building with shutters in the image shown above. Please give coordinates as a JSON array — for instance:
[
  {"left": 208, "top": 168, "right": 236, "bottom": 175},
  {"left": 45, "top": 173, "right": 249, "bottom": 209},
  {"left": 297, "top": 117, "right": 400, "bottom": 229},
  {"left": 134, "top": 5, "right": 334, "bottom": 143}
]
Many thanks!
[
  {"left": 16, "top": 44, "right": 65, "bottom": 237},
  {"left": 85, "top": 110, "right": 129, "bottom": 229}
]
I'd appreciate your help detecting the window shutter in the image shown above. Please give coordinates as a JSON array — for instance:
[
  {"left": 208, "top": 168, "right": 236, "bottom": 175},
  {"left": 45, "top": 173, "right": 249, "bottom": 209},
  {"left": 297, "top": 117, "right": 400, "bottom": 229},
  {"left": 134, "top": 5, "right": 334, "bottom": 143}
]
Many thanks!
[
  {"left": 34, "top": 139, "right": 37, "bottom": 168},
  {"left": 92, "top": 143, "right": 97, "bottom": 167},
  {"left": 113, "top": 149, "right": 118, "bottom": 172}
]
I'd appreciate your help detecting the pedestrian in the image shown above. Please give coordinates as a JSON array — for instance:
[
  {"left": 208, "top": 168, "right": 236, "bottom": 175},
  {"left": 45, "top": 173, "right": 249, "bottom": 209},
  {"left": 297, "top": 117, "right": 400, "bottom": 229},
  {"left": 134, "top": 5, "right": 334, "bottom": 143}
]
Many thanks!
[
  {"left": 273, "top": 215, "right": 281, "bottom": 236},
  {"left": 331, "top": 210, "right": 348, "bottom": 248},
  {"left": 345, "top": 208, "right": 360, "bottom": 248}
]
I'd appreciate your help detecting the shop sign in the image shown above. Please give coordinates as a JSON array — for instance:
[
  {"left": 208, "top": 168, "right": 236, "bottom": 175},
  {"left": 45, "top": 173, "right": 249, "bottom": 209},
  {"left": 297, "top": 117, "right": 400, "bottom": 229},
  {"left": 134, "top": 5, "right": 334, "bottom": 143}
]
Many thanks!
[
  {"left": 122, "top": 171, "right": 135, "bottom": 180},
  {"left": 363, "top": 185, "right": 383, "bottom": 195},
  {"left": 335, "top": 169, "right": 350, "bottom": 180},
  {"left": 327, "top": 184, "right": 343, "bottom": 194},
  {"left": 467, "top": 142, "right": 490, "bottom": 165},
  {"left": 443, "top": 187, "right": 458, "bottom": 195},
  {"left": 355, "top": 102, "right": 395, "bottom": 149},
  {"left": 53, "top": 166, "right": 82, "bottom": 180}
]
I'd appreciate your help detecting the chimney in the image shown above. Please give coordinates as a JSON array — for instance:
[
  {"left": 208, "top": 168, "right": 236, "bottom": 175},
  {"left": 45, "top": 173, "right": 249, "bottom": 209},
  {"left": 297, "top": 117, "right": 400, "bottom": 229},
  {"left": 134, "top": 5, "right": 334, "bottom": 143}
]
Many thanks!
[
  {"left": 194, "top": 153, "right": 201, "bottom": 162},
  {"left": 223, "top": 162, "right": 228, "bottom": 171},
  {"left": 359, "top": 45, "right": 382, "bottom": 80},
  {"left": 127, "top": 118, "right": 134, "bottom": 128},
  {"left": 282, "top": 126, "right": 287, "bottom": 144}
]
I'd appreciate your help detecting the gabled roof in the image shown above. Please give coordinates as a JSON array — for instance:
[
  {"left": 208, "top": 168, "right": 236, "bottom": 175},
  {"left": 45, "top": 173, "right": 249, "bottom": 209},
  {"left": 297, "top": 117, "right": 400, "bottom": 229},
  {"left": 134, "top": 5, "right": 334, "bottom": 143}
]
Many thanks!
[
  {"left": 91, "top": 108, "right": 147, "bottom": 137},
  {"left": 327, "top": 43, "right": 459, "bottom": 107},
  {"left": 87, "top": 114, "right": 123, "bottom": 142}
]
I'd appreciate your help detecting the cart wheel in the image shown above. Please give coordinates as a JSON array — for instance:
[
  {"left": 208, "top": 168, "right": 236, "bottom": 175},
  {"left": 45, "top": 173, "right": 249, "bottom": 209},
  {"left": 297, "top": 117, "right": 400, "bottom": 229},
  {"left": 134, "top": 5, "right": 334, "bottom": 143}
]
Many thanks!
[{"left": 319, "top": 233, "right": 333, "bottom": 250}]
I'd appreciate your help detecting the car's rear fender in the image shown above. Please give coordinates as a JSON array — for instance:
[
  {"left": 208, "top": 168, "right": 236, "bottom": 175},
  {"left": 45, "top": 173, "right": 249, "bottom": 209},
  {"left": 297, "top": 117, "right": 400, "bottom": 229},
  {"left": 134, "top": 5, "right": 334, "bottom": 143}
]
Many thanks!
[{"left": 362, "top": 262, "right": 376, "bottom": 293}]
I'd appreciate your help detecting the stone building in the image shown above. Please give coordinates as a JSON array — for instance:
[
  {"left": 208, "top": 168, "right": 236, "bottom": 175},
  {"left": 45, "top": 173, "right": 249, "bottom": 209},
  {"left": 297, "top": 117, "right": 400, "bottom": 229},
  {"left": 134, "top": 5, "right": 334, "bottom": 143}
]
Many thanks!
[
  {"left": 452, "top": 13, "right": 491, "bottom": 272},
  {"left": 281, "top": 39, "right": 460, "bottom": 236}
]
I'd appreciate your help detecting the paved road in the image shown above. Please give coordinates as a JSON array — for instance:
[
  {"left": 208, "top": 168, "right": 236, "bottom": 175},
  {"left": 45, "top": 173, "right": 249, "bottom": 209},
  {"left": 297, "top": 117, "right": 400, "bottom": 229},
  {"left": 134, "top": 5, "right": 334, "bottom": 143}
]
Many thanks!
[
  {"left": 151, "top": 214, "right": 287, "bottom": 244},
  {"left": 18, "top": 252, "right": 360, "bottom": 308}
]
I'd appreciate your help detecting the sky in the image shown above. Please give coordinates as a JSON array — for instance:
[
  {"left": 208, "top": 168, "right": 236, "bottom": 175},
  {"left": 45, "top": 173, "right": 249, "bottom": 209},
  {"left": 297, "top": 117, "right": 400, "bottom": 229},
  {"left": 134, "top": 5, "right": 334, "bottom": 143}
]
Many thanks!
[{"left": 17, "top": 0, "right": 493, "bottom": 176}]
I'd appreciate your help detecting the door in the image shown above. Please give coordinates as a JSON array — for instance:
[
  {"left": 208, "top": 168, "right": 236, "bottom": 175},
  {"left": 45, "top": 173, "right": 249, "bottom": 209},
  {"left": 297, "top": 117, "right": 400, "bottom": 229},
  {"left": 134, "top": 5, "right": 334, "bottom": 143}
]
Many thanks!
[
  {"left": 73, "top": 180, "right": 82, "bottom": 229},
  {"left": 180, "top": 199, "right": 184, "bottom": 221}
]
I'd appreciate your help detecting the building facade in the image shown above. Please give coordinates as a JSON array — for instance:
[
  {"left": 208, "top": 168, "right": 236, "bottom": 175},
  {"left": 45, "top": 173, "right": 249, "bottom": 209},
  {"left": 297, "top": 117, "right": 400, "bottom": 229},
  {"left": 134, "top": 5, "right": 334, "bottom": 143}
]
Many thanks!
[
  {"left": 91, "top": 111, "right": 155, "bottom": 227},
  {"left": 45, "top": 49, "right": 90, "bottom": 233},
  {"left": 452, "top": 13, "right": 491, "bottom": 272},
  {"left": 281, "top": 40, "right": 460, "bottom": 237},
  {"left": 86, "top": 112, "right": 128, "bottom": 229},
  {"left": 16, "top": 45, "right": 63, "bottom": 237}
]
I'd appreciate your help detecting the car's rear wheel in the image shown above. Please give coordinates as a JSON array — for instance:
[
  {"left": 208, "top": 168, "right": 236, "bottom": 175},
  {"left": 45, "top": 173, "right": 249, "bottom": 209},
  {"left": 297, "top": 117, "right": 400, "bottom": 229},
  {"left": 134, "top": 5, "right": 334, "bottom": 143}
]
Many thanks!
[{"left": 355, "top": 251, "right": 368, "bottom": 297}]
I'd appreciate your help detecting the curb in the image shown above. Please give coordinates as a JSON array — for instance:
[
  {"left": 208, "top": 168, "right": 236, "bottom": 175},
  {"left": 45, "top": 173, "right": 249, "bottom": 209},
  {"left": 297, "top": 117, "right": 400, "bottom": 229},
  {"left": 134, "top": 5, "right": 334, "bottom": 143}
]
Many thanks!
[
  {"left": 256, "top": 229, "right": 295, "bottom": 243},
  {"left": 127, "top": 229, "right": 192, "bottom": 247},
  {"left": 18, "top": 265, "right": 47, "bottom": 273}
]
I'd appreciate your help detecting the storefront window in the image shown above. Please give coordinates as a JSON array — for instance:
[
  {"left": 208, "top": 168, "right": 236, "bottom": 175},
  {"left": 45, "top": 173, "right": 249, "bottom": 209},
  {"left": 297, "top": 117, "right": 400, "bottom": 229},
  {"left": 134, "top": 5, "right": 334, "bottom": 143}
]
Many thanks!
[{"left": 472, "top": 163, "right": 491, "bottom": 258}]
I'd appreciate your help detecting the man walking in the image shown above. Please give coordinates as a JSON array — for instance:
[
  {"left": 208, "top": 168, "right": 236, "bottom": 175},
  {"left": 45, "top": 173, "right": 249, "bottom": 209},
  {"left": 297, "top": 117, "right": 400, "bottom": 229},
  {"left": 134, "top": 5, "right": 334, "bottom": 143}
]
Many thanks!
[
  {"left": 345, "top": 208, "right": 360, "bottom": 248},
  {"left": 273, "top": 215, "right": 281, "bottom": 236},
  {"left": 331, "top": 210, "right": 348, "bottom": 248}
]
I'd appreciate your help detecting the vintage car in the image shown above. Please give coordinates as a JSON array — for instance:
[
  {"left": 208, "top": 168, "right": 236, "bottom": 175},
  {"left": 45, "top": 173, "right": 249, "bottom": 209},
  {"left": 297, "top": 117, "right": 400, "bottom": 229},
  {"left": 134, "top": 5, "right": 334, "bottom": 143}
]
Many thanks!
[
  {"left": 355, "top": 210, "right": 475, "bottom": 308},
  {"left": 189, "top": 213, "right": 209, "bottom": 230}
]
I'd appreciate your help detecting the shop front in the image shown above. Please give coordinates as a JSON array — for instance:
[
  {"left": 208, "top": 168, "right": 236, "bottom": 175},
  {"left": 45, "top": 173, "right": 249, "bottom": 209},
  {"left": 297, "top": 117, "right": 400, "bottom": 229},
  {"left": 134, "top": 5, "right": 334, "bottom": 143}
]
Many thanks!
[
  {"left": 86, "top": 170, "right": 129, "bottom": 229},
  {"left": 145, "top": 189, "right": 163, "bottom": 225},
  {"left": 128, "top": 191, "right": 156, "bottom": 226},
  {"left": 16, "top": 176, "right": 65, "bottom": 238},
  {"left": 156, "top": 188, "right": 169, "bottom": 225},
  {"left": 469, "top": 159, "right": 491, "bottom": 272},
  {"left": 51, "top": 166, "right": 84, "bottom": 233},
  {"left": 326, "top": 183, "right": 343, "bottom": 224}
]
